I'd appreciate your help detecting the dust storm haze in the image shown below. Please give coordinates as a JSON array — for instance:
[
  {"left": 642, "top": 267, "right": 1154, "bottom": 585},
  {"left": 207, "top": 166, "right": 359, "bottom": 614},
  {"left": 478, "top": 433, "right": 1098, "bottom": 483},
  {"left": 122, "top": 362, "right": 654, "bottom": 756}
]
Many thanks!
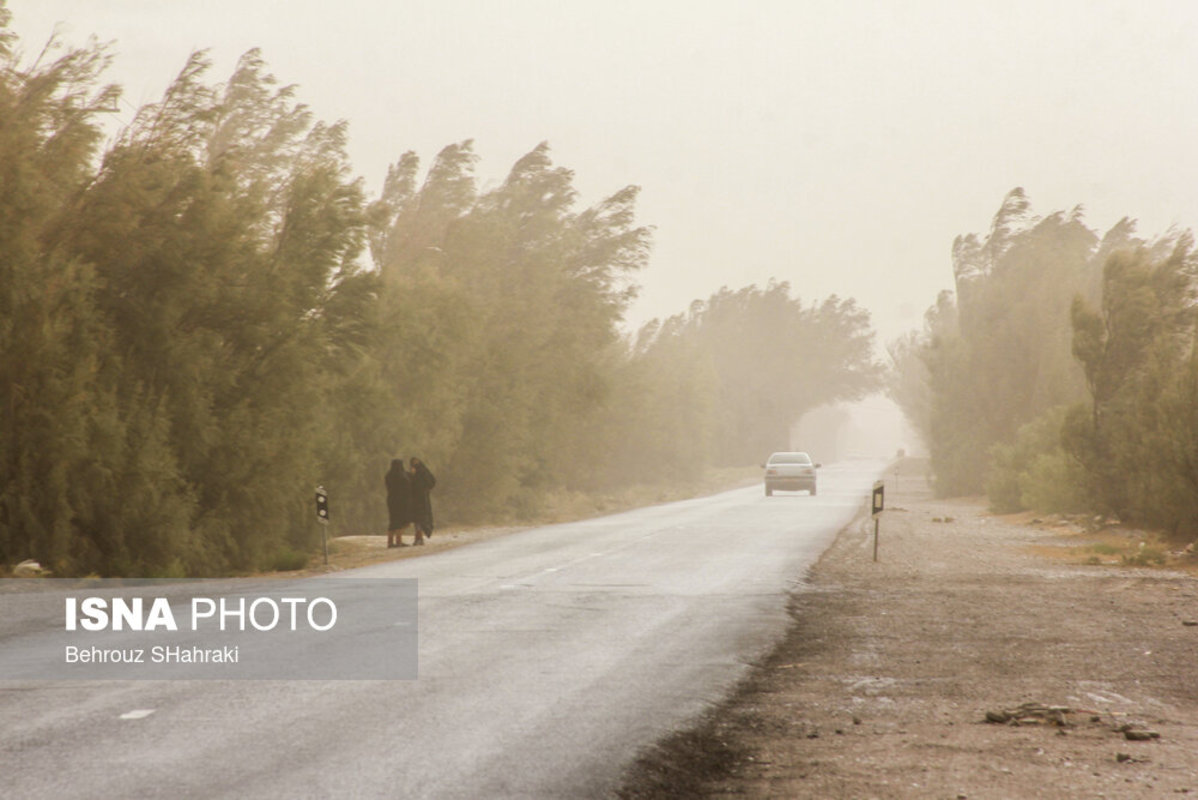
[
  {"left": 5, "top": 0, "right": 1198, "bottom": 576},
  {"left": 11, "top": 0, "right": 1198, "bottom": 340}
]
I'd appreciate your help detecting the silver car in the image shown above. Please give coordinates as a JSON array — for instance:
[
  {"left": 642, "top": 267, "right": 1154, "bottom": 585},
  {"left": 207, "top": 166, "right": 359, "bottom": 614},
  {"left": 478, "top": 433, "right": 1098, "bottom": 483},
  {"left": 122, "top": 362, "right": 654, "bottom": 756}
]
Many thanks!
[{"left": 763, "top": 451, "right": 820, "bottom": 496}]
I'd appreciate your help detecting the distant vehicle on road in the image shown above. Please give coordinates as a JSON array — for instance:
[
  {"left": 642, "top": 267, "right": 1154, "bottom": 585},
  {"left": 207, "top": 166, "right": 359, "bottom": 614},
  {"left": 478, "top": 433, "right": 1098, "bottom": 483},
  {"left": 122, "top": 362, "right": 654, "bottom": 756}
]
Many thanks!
[{"left": 762, "top": 451, "right": 820, "bottom": 496}]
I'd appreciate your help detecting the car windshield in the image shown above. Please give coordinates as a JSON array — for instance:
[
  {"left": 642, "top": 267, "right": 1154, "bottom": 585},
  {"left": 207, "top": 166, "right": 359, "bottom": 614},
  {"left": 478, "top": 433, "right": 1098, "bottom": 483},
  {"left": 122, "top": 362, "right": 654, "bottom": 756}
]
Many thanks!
[{"left": 768, "top": 453, "right": 811, "bottom": 465}]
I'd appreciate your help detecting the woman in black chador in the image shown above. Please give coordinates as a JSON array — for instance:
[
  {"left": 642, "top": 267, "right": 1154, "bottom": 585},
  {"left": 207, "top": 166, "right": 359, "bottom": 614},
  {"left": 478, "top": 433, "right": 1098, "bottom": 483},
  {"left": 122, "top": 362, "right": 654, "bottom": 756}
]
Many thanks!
[
  {"left": 409, "top": 457, "right": 436, "bottom": 546},
  {"left": 385, "top": 458, "right": 413, "bottom": 548}
]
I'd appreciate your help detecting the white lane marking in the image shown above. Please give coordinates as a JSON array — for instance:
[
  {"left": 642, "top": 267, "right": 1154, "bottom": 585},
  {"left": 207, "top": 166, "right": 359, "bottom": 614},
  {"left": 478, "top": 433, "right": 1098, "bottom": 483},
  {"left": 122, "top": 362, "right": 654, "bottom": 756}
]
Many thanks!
[{"left": 119, "top": 709, "right": 156, "bottom": 720}]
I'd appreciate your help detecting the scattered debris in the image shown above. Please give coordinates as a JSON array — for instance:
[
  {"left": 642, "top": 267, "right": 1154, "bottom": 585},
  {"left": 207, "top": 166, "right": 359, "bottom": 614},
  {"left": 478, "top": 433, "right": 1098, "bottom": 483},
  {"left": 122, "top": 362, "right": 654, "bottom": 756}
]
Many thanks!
[
  {"left": 12, "top": 559, "right": 48, "bottom": 577},
  {"left": 984, "top": 703, "right": 1072, "bottom": 727},
  {"left": 985, "top": 703, "right": 1165, "bottom": 744},
  {"left": 1120, "top": 726, "right": 1161, "bottom": 741},
  {"left": 932, "top": 516, "right": 955, "bottom": 524}
]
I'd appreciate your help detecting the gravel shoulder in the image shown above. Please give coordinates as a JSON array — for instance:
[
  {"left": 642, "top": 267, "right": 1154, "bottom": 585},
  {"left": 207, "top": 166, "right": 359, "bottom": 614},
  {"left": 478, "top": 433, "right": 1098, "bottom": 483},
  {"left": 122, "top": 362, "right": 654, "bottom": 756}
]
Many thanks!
[{"left": 619, "top": 461, "right": 1198, "bottom": 799}]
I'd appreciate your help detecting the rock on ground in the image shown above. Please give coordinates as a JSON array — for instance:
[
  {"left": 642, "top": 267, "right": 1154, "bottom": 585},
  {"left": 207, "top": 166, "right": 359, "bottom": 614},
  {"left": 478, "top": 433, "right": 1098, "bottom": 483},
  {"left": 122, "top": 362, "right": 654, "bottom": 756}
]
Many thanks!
[{"left": 619, "top": 464, "right": 1198, "bottom": 799}]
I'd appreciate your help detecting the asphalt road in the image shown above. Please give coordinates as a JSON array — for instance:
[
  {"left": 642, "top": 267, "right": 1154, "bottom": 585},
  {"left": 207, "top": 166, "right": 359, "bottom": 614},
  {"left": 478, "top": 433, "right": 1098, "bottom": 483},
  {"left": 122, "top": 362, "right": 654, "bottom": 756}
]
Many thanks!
[{"left": 0, "top": 459, "right": 886, "bottom": 799}]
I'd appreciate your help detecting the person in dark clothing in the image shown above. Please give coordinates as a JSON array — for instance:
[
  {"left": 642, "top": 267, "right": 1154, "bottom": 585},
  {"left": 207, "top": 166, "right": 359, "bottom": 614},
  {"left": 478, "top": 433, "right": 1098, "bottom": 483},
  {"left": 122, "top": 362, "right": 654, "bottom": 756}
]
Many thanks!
[
  {"left": 409, "top": 457, "right": 436, "bottom": 546},
  {"left": 385, "top": 458, "right": 414, "bottom": 548}
]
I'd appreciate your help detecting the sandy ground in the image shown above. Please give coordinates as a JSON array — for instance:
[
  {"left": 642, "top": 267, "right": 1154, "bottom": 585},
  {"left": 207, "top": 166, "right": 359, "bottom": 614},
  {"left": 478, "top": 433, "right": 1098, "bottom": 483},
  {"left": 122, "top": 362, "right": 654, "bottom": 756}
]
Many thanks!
[{"left": 619, "top": 461, "right": 1198, "bottom": 799}]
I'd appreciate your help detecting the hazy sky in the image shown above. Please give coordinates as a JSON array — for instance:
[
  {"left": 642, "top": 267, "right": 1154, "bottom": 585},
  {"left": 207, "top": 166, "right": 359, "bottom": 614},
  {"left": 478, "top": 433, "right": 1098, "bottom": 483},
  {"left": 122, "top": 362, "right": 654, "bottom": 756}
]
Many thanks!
[{"left": 8, "top": 0, "right": 1198, "bottom": 344}]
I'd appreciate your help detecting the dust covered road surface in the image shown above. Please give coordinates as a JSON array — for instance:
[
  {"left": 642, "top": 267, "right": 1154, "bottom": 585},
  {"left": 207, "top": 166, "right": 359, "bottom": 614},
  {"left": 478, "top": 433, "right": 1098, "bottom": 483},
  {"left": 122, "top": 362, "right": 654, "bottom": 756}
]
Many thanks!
[
  {"left": 0, "top": 460, "right": 885, "bottom": 799},
  {"left": 620, "top": 461, "right": 1198, "bottom": 799}
]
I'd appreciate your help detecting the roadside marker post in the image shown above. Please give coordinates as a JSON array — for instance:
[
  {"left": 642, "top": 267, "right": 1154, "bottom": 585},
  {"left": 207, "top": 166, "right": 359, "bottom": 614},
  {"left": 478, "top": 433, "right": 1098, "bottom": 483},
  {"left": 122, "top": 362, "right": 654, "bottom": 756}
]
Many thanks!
[
  {"left": 871, "top": 480, "right": 884, "bottom": 562},
  {"left": 315, "top": 485, "right": 330, "bottom": 565}
]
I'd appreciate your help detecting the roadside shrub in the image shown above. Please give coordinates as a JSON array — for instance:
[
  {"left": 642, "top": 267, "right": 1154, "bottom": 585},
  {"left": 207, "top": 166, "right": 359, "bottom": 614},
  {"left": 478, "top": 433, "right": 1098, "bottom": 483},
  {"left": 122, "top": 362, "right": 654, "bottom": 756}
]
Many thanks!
[
  {"left": 1018, "top": 450, "right": 1088, "bottom": 513},
  {"left": 269, "top": 549, "right": 310, "bottom": 572},
  {"left": 986, "top": 442, "right": 1024, "bottom": 513},
  {"left": 1123, "top": 544, "right": 1167, "bottom": 567},
  {"left": 987, "top": 407, "right": 1079, "bottom": 513}
]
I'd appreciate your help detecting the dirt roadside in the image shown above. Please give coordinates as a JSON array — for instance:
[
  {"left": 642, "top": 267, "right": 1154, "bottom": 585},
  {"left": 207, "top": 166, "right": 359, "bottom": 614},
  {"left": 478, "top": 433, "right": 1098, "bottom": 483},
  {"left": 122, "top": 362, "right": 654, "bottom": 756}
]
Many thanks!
[
  {"left": 276, "top": 466, "right": 763, "bottom": 578},
  {"left": 619, "top": 460, "right": 1198, "bottom": 799}
]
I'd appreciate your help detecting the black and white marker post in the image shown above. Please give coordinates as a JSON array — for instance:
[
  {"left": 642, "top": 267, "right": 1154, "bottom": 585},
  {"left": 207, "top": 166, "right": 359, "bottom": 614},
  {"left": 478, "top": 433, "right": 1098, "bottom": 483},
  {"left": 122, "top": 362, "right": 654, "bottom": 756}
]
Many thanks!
[
  {"left": 315, "top": 485, "right": 330, "bottom": 565},
  {"left": 871, "top": 480, "right": 884, "bottom": 562}
]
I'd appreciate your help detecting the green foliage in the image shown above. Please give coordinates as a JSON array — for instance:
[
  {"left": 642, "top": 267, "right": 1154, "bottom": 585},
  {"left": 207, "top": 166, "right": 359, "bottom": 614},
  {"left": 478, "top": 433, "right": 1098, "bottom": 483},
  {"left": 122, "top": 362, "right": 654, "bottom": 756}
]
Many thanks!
[
  {"left": 986, "top": 406, "right": 1086, "bottom": 514},
  {"left": 895, "top": 186, "right": 1198, "bottom": 537},
  {"left": 886, "top": 329, "right": 932, "bottom": 447},
  {"left": 62, "top": 49, "right": 372, "bottom": 573},
  {"left": 0, "top": 24, "right": 375, "bottom": 574},
  {"left": 1123, "top": 545, "right": 1167, "bottom": 567},
  {"left": 0, "top": 17, "right": 889, "bottom": 573},
  {"left": 1018, "top": 449, "right": 1088, "bottom": 515},
  {"left": 590, "top": 317, "right": 718, "bottom": 488},
  {"left": 1065, "top": 240, "right": 1198, "bottom": 537},
  {"left": 624, "top": 283, "right": 883, "bottom": 469},
  {"left": 0, "top": 21, "right": 137, "bottom": 575},
  {"left": 268, "top": 548, "right": 311, "bottom": 572},
  {"left": 359, "top": 139, "right": 653, "bottom": 523},
  {"left": 895, "top": 190, "right": 1109, "bottom": 497}
]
